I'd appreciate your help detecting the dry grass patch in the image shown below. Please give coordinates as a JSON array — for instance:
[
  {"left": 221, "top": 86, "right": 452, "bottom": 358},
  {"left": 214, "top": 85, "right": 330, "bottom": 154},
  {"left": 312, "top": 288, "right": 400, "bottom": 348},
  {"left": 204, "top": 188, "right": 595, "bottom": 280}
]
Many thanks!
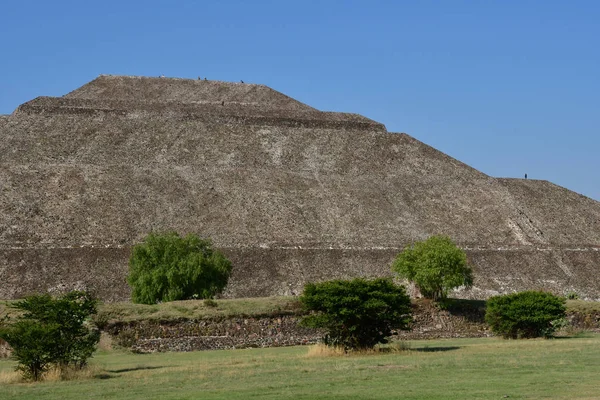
[
  {"left": 0, "top": 368, "right": 23, "bottom": 384},
  {"left": 97, "top": 332, "right": 113, "bottom": 351},
  {"left": 304, "top": 342, "right": 410, "bottom": 358},
  {"left": 0, "top": 364, "right": 107, "bottom": 384},
  {"left": 304, "top": 343, "right": 347, "bottom": 357},
  {"left": 44, "top": 365, "right": 107, "bottom": 382}
]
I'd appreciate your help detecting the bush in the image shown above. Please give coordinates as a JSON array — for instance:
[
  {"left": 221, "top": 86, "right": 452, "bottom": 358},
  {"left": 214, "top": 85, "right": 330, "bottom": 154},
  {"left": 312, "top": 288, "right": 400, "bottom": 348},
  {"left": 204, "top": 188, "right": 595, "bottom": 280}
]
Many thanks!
[
  {"left": 0, "top": 320, "right": 58, "bottom": 381},
  {"left": 300, "top": 278, "right": 412, "bottom": 350},
  {"left": 485, "top": 291, "right": 567, "bottom": 339},
  {"left": 0, "top": 291, "right": 100, "bottom": 381},
  {"left": 128, "top": 232, "right": 232, "bottom": 304},
  {"left": 392, "top": 235, "right": 473, "bottom": 300}
]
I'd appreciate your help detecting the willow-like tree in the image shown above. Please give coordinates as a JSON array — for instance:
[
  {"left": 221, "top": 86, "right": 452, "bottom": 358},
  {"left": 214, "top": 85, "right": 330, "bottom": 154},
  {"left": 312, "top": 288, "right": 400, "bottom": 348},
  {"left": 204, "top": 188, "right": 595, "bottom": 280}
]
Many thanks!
[{"left": 128, "top": 232, "right": 232, "bottom": 304}]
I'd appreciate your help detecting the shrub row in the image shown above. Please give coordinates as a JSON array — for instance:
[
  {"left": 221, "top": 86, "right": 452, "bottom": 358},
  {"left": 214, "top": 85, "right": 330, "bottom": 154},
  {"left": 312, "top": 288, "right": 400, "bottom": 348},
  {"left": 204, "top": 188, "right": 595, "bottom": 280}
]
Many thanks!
[
  {"left": 120, "top": 232, "right": 573, "bottom": 348},
  {"left": 0, "top": 232, "right": 571, "bottom": 378}
]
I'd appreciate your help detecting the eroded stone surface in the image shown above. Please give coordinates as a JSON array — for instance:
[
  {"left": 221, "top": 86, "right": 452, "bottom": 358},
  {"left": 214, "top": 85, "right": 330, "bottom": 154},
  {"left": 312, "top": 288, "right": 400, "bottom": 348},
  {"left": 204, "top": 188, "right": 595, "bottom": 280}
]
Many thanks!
[{"left": 1, "top": 75, "right": 599, "bottom": 301}]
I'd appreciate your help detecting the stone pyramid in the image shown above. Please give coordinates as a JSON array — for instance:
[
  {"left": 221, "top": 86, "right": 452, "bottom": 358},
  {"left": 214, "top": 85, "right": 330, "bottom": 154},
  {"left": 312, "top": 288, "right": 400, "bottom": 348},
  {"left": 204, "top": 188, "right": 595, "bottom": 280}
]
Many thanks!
[{"left": 1, "top": 75, "right": 599, "bottom": 301}]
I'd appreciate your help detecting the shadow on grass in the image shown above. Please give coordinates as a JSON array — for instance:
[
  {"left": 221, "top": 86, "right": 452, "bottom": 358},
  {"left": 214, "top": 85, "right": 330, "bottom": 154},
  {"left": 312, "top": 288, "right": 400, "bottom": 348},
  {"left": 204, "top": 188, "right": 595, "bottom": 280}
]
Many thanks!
[
  {"left": 108, "top": 366, "right": 165, "bottom": 373},
  {"left": 552, "top": 332, "right": 596, "bottom": 340},
  {"left": 94, "top": 373, "right": 115, "bottom": 380},
  {"left": 412, "top": 346, "right": 460, "bottom": 352}
]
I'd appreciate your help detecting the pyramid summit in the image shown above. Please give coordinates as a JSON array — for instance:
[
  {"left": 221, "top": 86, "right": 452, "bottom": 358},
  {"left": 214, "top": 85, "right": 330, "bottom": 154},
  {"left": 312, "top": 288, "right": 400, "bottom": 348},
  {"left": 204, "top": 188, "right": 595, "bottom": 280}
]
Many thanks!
[
  {"left": 1, "top": 75, "right": 599, "bottom": 301},
  {"left": 64, "top": 75, "right": 318, "bottom": 110}
]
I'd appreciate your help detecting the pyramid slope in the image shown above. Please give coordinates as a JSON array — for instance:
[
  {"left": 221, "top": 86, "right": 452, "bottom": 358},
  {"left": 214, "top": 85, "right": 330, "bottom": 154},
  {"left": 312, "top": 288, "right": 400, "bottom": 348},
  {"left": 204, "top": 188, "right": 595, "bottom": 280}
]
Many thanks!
[
  {"left": 0, "top": 113, "right": 515, "bottom": 247},
  {"left": 0, "top": 116, "right": 9, "bottom": 129},
  {"left": 497, "top": 178, "right": 600, "bottom": 246},
  {"left": 0, "top": 76, "right": 599, "bottom": 301}
]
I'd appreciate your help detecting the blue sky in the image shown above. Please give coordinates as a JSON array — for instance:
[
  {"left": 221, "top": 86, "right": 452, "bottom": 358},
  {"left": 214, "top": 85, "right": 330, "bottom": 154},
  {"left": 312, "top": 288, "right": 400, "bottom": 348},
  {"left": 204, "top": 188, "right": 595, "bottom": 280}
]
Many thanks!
[{"left": 1, "top": 1, "right": 598, "bottom": 200}]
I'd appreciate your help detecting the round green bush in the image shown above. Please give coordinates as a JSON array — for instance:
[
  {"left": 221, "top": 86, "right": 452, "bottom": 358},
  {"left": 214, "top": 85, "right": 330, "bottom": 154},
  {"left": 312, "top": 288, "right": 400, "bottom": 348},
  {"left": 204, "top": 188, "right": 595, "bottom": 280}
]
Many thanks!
[
  {"left": 392, "top": 235, "right": 473, "bottom": 301},
  {"left": 300, "top": 278, "right": 412, "bottom": 350},
  {"left": 127, "top": 232, "right": 232, "bottom": 304},
  {"left": 485, "top": 291, "right": 566, "bottom": 339}
]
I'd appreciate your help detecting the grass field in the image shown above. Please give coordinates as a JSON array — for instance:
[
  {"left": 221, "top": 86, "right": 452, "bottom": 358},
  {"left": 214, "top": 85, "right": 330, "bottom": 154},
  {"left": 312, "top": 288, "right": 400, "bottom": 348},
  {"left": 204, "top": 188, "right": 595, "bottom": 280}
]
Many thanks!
[{"left": 1, "top": 333, "right": 599, "bottom": 400}]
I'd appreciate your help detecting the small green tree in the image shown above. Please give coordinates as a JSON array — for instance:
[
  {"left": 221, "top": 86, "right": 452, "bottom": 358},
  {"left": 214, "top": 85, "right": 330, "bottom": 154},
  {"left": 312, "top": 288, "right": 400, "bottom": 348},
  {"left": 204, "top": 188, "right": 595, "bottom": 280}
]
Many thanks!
[
  {"left": 0, "top": 320, "right": 58, "bottom": 381},
  {"left": 128, "top": 232, "right": 232, "bottom": 304},
  {"left": 485, "top": 291, "right": 566, "bottom": 339},
  {"left": 392, "top": 235, "right": 473, "bottom": 301},
  {"left": 12, "top": 291, "right": 100, "bottom": 368},
  {"left": 300, "top": 278, "right": 412, "bottom": 350},
  {"left": 0, "top": 291, "right": 100, "bottom": 381}
]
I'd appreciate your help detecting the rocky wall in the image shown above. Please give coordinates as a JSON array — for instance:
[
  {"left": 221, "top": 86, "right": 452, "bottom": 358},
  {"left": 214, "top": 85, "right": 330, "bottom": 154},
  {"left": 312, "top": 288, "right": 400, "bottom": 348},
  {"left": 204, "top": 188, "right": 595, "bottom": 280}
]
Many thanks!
[
  {"left": 2, "top": 246, "right": 600, "bottom": 301},
  {"left": 106, "top": 315, "right": 322, "bottom": 352},
  {"left": 1, "top": 309, "right": 597, "bottom": 358},
  {"left": 103, "top": 305, "right": 600, "bottom": 353},
  {"left": 0, "top": 247, "right": 130, "bottom": 302}
]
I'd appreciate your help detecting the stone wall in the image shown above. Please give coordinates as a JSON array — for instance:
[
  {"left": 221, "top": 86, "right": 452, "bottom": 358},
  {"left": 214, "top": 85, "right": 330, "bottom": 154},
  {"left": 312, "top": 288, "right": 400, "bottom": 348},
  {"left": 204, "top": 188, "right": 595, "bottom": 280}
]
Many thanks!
[
  {"left": 1, "top": 305, "right": 598, "bottom": 357},
  {"left": 2, "top": 246, "right": 599, "bottom": 302},
  {"left": 102, "top": 305, "right": 600, "bottom": 353},
  {"left": 105, "top": 315, "right": 322, "bottom": 352}
]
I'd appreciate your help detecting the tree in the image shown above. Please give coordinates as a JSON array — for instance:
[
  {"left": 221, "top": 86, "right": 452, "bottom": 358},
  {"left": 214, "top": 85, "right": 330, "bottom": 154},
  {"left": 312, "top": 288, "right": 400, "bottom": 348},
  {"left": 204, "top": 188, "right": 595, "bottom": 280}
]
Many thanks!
[
  {"left": 128, "top": 232, "right": 232, "bottom": 304},
  {"left": 0, "top": 320, "right": 58, "bottom": 381},
  {"left": 485, "top": 291, "right": 567, "bottom": 339},
  {"left": 300, "top": 278, "right": 412, "bottom": 350},
  {"left": 392, "top": 235, "right": 473, "bottom": 301},
  {"left": 0, "top": 291, "right": 100, "bottom": 381}
]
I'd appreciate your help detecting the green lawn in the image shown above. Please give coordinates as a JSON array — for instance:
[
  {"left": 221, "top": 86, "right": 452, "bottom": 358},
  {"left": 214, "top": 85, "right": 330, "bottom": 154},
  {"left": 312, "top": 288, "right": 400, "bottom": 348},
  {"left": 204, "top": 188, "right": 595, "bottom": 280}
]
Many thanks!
[{"left": 1, "top": 334, "right": 599, "bottom": 400}]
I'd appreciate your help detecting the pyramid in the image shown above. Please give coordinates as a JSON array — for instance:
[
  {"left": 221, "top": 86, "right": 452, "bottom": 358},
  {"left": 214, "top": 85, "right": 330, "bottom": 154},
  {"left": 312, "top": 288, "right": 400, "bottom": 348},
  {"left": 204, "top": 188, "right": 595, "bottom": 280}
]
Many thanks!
[{"left": 1, "top": 75, "right": 599, "bottom": 301}]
